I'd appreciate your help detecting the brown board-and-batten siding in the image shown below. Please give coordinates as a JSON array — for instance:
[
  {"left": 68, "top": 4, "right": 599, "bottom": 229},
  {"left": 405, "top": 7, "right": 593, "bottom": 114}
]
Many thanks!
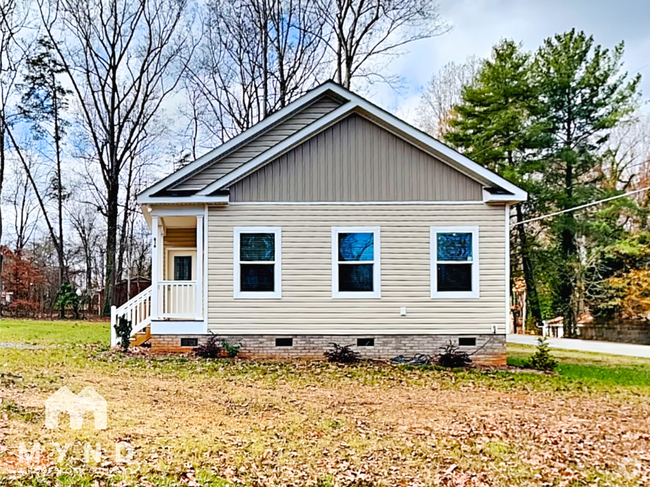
[
  {"left": 164, "top": 227, "right": 197, "bottom": 248},
  {"left": 207, "top": 203, "right": 507, "bottom": 336},
  {"left": 171, "top": 95, "right": 343, "bottom": 192},
  {"left": 228, "top": 114, "right": 483, "bottom": 202}
]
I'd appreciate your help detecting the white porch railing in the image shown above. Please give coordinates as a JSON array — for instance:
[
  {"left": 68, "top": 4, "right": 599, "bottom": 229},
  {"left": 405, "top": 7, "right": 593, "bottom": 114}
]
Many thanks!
[
  {"left": 109, "top": 281, "right": 202, "bottom": 347},
  {"left": 110, "top": 287, "right": 152, "bottom": 347},
  {"left": 158, "top": 281, "right": 198, "bottom": 319}
]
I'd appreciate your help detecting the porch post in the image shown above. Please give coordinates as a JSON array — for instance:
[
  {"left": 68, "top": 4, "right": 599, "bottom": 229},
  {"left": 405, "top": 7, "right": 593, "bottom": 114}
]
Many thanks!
[
  {"left": 150, "top": 215, "right": 160, "bottom": 320},
  {"left": 195, "top": 214, "right": 204, "bottom": 320}
]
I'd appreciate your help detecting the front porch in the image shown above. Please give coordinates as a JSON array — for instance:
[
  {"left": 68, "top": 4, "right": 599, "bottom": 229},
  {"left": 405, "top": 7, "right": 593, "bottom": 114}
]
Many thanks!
[{"left": 110, "top": 206, "right": 207, "bottom": 346}]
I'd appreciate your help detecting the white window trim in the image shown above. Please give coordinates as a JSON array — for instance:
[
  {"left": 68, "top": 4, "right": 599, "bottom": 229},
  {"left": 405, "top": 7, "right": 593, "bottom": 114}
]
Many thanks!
[
  {"left": 234, "top": 226, "right": 282, "bottom": 299},
  {"left": 332, "top": 226, "right": 381, "bottom": 299},
  {"left": 431, "top": 226, "right": 480, "bottom": 299}
]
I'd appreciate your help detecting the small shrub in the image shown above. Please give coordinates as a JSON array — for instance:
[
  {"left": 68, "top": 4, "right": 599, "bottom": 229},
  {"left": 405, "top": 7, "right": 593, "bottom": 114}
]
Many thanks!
[
  {"left": 324, "top": 343, "right": 361, "bottom": 363},
  {"left": 195, "top": 335, "right": 222, "bottom": 359},
  {"left": 437, "top": 342, "right": 472, "bottom": 368},
  {"left": 221, "top": 339, "right": 241, "bottom": 358},
  {"left": 114, "top": 316, "right": 132, "bottom": 351},
  {"left": 526, "top": 336, "right": 558, "bottom": 371},
  {"left": 55, "top": 282, "right": 81, "bottom": 319}
]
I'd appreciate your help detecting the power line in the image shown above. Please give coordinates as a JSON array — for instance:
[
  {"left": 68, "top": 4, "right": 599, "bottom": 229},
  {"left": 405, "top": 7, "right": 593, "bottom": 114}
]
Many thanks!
[{"left": 511, "top": 185, "right": 650, "bottom": 226}]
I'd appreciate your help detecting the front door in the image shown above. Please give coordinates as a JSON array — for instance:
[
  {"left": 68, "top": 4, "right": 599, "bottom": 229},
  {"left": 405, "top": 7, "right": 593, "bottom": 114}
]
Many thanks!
[{"left": 166, "top": 250, "right": 197, "bottom": 281}]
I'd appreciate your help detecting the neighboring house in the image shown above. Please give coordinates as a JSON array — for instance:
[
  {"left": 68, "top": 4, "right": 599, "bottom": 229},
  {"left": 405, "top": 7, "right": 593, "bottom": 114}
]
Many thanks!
[{"left": 112, "top": 82, "right": 526, "bottom": 365}]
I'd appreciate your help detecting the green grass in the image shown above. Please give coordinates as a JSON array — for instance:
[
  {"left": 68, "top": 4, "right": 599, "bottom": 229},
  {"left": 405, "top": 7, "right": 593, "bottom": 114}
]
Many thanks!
[
  {"left": 0, "top": 319, "right": 109, "bottom": 345},
  {"left": 508, "top": 343, "right": 650, "bottom": 389}
]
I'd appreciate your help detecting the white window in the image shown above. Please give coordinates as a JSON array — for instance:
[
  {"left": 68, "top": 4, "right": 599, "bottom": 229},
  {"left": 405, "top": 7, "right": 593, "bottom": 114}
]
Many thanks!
[
  {"left": 431, "top": 226, "right": 479, "bottom": 298},
  {"left": 234, "top": 227, "right": 282, "bottom": 298},
  {"left": 332, "top": 226, "right": 381, "bottom": 298}
]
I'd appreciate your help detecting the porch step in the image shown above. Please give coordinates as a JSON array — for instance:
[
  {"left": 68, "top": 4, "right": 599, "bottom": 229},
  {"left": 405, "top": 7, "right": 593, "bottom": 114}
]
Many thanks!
[{"left": 130, "top": 326, "right": 152, "bottom": 347}]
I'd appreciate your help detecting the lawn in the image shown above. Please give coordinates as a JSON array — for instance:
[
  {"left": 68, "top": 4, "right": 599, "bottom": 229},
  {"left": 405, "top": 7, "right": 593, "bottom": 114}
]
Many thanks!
[{"left": 1, "top": 320, "right": 650, "bottom": 486}]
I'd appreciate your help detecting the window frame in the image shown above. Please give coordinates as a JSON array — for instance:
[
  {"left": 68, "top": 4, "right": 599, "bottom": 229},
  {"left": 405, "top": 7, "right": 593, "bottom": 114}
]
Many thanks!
[
  {"left": 331, "top": 226, "right": 381, "bottom": 299},
  {"left": 234, "top": 226, "right": 282, "bottom": 299},
  {"left": 430, "top": 226, "right": 480, "bottom": 299}
]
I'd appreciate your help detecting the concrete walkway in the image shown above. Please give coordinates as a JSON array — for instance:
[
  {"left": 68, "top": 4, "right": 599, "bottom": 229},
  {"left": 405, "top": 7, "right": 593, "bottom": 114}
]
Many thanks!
[{"left": 507, "top": 334, "right": 650, "bottom": 359}]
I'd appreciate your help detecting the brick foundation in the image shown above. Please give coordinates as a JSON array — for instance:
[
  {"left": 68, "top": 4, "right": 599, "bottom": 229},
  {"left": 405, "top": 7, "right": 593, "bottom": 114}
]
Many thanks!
[{"left": 149, "top": 333, "right": 506, "bottom": 366}]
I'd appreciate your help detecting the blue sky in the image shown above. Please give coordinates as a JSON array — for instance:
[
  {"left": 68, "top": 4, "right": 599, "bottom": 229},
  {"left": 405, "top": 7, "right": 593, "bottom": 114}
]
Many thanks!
[{"left": 369, "top": 0, "right": 650, "bottom": 122}]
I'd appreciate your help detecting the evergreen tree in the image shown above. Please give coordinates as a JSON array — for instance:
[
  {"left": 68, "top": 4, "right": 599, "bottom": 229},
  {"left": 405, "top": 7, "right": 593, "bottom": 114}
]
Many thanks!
[
  {"left": 19, "top": 37, "right": 71, "bottom": 316},
  {"left": 532, "top": 29, "right": 641, "bottom": 336},
  {"left": 445, "top": 40, "right": 546, "bottom": 329}
]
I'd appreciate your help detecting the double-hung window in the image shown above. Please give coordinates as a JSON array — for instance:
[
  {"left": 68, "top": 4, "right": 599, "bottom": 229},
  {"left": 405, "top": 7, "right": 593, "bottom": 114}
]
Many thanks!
[
  {"left": 332, "top": 227, "right": 381, "bottom": 298},
  {"left": 234, "top": 227, "right": 281, "bottom": 298},
  {"left": 431, "top": 226, "right": 479, "bottom": 298}
]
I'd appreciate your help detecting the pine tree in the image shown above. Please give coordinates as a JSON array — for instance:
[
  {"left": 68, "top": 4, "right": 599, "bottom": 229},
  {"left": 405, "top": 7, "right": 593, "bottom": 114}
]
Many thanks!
[
  {"left": 19, "top": 37, "right": 71, "bottom": 317},
  {"left": 445, "top": 40, "right": 546, "bottom": 329},
  {"left": 533, "top": 29, "right": 641, "bottom": 337}
]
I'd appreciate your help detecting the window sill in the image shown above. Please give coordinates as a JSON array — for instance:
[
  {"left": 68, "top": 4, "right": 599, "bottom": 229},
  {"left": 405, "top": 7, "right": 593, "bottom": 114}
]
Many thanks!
[
  {"left": 332, "top": 291, "right": 381, "bottom": 299},
  {"left": 431, "top": 291, "right": 480, "bottom": 299},
  {"left": 234, "top": 292, "right": 282, "bottom": 299}
]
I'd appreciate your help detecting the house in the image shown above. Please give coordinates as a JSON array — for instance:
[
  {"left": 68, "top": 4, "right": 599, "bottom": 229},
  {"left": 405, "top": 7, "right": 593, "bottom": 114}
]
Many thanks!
[{"left": 112, "top": 81, "right": 526, "bottom": 365}]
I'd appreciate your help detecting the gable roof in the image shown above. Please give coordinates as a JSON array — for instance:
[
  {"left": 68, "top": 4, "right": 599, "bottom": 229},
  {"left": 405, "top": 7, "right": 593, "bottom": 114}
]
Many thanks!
[{"left": 138, "top": 81, "right": 527, "bottom": 204}]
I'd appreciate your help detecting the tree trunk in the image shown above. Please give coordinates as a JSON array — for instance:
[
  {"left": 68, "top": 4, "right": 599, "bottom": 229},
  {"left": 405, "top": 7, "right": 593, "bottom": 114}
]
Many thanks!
[
  {"left": 515, "top": 205, "right": 543, "bottom": 329},
  {"left": 0, "top": 124, "right": 5, "bottom": 317},
  {"left": 102, "top": 180, "right": 119, "bottom": 316},
  {"left": 560, "top": 154, "right": 578, "bottom": 337},
  {"left": 53, "top": 76, "right": 66, "bottom": 286}
]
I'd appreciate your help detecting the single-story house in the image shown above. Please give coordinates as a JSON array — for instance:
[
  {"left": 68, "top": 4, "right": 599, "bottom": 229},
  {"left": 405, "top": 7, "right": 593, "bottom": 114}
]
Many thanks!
[{"left": 112, "top": 81, "right": 527, "bottom": 365}]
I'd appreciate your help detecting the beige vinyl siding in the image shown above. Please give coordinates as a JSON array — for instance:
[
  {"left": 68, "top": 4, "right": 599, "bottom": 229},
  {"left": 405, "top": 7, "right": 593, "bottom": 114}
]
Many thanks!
[
  {"left": 172, "top": 96, "right": 342, "bottom": 191},
  {"left": 207, "top": 203, "right": 506, "bottom": 335},
  {"left": 228, "top": 114, "right": 483, "bottom": 202}
]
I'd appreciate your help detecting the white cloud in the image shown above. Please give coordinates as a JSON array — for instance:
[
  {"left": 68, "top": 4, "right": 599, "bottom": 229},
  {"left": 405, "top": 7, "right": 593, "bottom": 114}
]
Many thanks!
[{"left": 368, "top": 0, "right": 650, "bottom": 121}]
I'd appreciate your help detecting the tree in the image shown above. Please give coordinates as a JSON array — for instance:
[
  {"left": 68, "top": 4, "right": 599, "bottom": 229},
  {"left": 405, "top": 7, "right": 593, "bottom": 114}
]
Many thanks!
[
  {"left": 533, "top": 29, "right": 641, "bottom": 336},
  {"left": 417, "top": 56, "right": 481, "bottom": 138},
  {"left": 19, "top": 37, "right": 71, "bottom": 290},
  {"left": 6, "top": 160, "right": 40, "bottom": 252},
  {"left": 38, "top": 0, "right": 193, "bottom": 315},
  {"left": 444, "top": 40, "right": 546, "bottom": 329},
  {"left": 186, "top": 0, "right": 328, "bottom": 145},
  {"left": 69, "top": 204, "right": 102, "bottom": 295},
  {"left": 315, "top": 0, "right": 449, "bottom": 88},
  {"left": 1, "top": 246, "right": 45, "bottom": 317},
  {"left": 0, "top": 0, "right": 31, "bottom": 316}
]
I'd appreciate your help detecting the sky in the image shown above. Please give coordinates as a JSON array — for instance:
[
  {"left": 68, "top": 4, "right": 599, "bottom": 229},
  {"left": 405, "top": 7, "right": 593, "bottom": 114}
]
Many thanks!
[{"left": 370, "top": 0, "right": 650, "bottom": 123}]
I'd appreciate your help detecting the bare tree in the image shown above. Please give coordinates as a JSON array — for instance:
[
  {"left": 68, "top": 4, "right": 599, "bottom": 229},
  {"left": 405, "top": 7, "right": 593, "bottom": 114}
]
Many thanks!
[
  {"left": 602, "top": 115, "right": 650, "bottom": 190},
  {"left": 38, "top": 0, "right": 193, "bottom": 315},
  {"left": 0, "top": 0, "right": 32, "bottom": 314},
  {"left": 6, "top": 162, "right": 40, "bottom": 252},
  {"left": 416, "top": 56, "right": 482, "bottom": 138},
  {"left": 68, "top": 205, "right": 101, "bottom": 295},
  {"left": 314, "top": 0, "right": 449, "bottom": 88},
  {"left": 186, "top": 0, "right": 328, "bottom": 145},
  {"left": 2, "top": 125, "right": 71, "bottom": 299}
]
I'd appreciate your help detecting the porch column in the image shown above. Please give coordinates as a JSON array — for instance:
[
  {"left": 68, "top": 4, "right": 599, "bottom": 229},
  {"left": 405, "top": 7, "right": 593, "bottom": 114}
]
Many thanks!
[
  {"left": 150, "top": 215, "right": 160, "bottom": 320},
  {"left": 195, "top": 214, "right": 204, "bottom": 320}
]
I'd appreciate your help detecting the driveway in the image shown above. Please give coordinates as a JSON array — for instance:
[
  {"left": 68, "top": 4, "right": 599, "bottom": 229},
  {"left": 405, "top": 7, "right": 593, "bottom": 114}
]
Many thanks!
[{"left": 507, "top": 334, "right": 650, "bottom": 359}]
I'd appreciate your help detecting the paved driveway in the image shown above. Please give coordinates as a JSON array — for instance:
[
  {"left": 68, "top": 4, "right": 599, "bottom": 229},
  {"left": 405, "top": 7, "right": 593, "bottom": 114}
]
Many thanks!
[{"left": 507, "top": 334, "right": 650, "bottom": 359}]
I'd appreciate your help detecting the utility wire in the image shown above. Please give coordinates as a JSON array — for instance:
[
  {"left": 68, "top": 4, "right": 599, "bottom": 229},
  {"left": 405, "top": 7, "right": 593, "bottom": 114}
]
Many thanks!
[{"left": 512, "top": 185, "right": 650, "bottom": 226}]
